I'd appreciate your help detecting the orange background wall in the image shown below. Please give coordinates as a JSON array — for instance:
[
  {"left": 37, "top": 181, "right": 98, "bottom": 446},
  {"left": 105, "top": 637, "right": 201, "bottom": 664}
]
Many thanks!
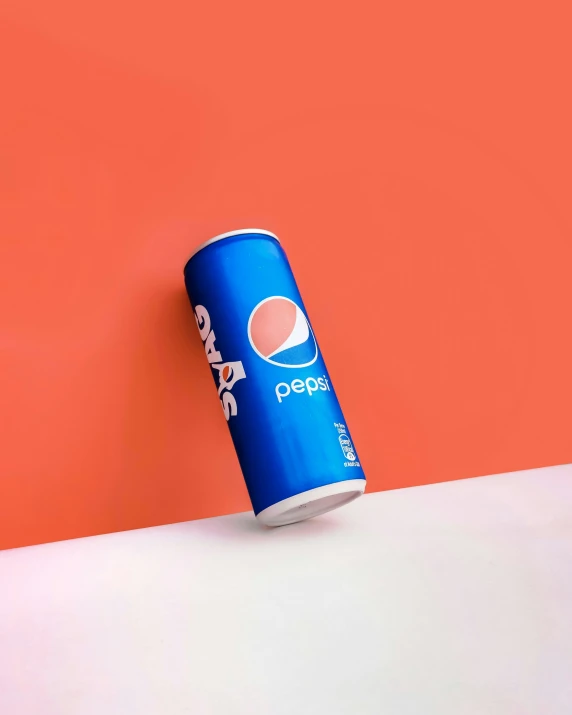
[{"left": 1, "top": 1, "right": 571, "bottom": 549}]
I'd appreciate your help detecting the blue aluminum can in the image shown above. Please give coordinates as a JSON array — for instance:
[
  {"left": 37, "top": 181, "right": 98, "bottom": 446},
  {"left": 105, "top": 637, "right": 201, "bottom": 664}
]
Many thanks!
[{"left": 183, "top": 229, "right": 365, "bottom": 526}]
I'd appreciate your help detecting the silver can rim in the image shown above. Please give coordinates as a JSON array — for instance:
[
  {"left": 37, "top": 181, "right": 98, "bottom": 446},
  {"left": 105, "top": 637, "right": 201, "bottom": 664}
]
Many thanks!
[{"left": 184, "top": 229, "right": 280, "bottom": 270}]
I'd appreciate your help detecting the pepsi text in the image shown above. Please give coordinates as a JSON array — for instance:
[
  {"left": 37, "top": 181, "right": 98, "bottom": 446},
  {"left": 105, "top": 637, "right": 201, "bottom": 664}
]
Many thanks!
[
  {"left": 275, "top": 375, "right": 330, "bottom": 403},
  {"left": 194, "top": 304, "right": 246, "bottom": 420}
]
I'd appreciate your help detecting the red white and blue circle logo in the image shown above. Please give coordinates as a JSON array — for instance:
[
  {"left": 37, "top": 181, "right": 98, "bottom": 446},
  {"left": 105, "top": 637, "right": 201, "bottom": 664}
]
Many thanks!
[{"left": 247, "top": 296, "right": 318, "bottom": 368}]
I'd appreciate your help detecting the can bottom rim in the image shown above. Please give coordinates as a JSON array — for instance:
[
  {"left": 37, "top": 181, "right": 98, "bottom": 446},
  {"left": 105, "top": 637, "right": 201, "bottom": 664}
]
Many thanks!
[{"left": 256, "top": 479, "right": 366, "bottom": 528}]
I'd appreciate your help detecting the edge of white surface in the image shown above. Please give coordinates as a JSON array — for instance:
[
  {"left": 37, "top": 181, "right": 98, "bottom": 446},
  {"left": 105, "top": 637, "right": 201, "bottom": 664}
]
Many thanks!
[{"left": 1, "top": 465, "right": 571, "bottom": 715}]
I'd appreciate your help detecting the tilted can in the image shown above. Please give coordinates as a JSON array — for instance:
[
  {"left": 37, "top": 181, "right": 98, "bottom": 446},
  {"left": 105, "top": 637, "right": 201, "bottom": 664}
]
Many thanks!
[{"left": 183, "top": 229, "right": 365, "bottom": 526}]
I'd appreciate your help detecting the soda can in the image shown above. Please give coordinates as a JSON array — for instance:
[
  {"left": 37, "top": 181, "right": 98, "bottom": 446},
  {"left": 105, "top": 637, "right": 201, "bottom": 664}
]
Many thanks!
[{"left": 183, "top": 229, "right": 366, "bottom": 526}]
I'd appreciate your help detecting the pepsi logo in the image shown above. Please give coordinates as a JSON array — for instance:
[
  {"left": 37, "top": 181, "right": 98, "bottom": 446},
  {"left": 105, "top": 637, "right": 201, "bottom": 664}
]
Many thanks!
[{"left": 247, "top": 296, "right": 318, "bottom": 368}]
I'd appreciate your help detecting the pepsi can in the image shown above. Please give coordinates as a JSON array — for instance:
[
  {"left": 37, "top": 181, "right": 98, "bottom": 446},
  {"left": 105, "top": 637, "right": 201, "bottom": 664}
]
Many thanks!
[{"left": 183, "top": 229, "right": 366, "bottom": 526}]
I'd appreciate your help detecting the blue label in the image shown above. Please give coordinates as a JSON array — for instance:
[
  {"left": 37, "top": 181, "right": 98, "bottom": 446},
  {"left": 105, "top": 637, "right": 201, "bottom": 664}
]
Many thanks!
[{"left": 184, "top": 233, "right": 365, "bottom": 513}]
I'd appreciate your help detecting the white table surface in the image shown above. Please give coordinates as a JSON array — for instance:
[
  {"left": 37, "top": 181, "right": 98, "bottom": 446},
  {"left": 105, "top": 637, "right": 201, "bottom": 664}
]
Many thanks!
[{"left": 1, "top": 464, "right": 571, "bottom": 715}]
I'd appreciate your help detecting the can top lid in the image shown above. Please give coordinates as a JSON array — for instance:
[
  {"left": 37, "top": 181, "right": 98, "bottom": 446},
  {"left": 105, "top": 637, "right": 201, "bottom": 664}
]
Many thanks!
[{"left": 184, "top": 228, "right": 280, "bottom": 269}]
